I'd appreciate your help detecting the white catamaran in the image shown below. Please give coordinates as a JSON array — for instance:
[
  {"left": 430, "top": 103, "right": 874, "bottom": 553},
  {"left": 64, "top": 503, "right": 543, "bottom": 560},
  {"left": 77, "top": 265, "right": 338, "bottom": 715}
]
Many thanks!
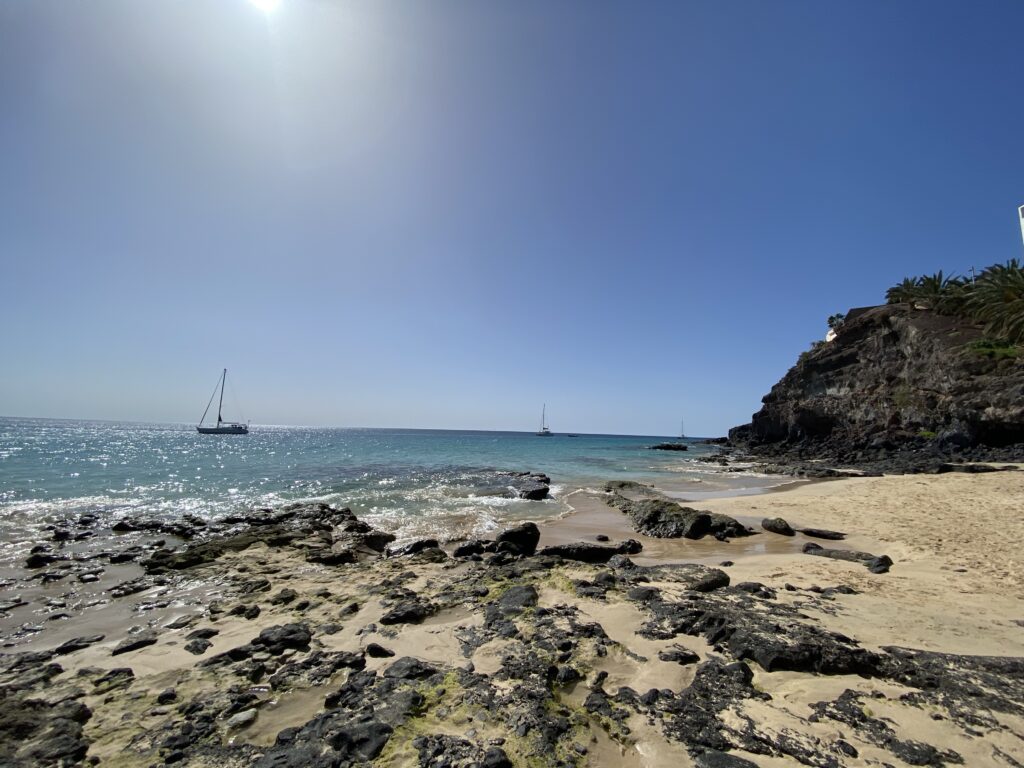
[
  {"left": 197, "top": 369, "right": 249, "bottom": 435},
  {"left": 536, "top": 404, "right": 552, "bottom": 436}
]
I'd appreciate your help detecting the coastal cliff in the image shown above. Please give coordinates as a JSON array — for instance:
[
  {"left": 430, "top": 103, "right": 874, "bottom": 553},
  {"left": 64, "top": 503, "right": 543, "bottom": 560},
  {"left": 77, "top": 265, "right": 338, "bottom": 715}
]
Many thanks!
[{"left": 729, "top": 303, "right": 1024, "bottom": 467}]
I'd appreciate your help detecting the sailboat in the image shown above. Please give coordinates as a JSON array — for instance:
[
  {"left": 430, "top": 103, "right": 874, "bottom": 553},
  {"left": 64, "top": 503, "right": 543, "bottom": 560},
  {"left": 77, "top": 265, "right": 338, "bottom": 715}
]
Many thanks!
[
  {"left": 536, "top": 404, "right": 552, "bottom": 436},
  {"left": 197, "top": 369, "right": 249, "bottom": 435}
]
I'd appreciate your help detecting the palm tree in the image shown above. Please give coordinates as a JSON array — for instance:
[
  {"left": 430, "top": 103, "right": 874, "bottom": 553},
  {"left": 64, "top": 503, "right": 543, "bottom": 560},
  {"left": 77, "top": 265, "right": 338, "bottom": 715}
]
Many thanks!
[
  {"left": 886, "top": 271, "right": 965, "bottom": 311},
  {"left": 912, "top": 271, "right": 965, "bottom": 311},
  {"left": 886, "top": 277, "right": 920, "bottom": 304},
  {"left": 934, "top": 275, "right": 972, "bottom": 315},
  {"left": 967, "top": 259, "right": 1024, "bottom": 343}
]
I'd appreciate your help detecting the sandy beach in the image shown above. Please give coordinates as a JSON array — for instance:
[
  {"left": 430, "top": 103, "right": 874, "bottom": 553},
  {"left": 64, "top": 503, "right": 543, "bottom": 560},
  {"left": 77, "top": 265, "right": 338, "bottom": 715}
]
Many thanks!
[
  {"left": 549, "top": 470, "right": 1024, "bottom": 645},
  {"left": 2, "top": 470, "right": 1023, "bottom": 767},
  {"left": 545, "top": 470, "right": 1024, "bottom": 765}
]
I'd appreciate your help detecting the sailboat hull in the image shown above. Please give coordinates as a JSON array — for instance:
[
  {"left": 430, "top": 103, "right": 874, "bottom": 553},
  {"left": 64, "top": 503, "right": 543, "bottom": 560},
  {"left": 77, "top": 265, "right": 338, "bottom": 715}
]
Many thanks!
[
  {"left": 197, "top": 425, "right": 248, "bottom": 435},
  {"left": 198, "top": 369, "right": 249, "bottom": 434}
]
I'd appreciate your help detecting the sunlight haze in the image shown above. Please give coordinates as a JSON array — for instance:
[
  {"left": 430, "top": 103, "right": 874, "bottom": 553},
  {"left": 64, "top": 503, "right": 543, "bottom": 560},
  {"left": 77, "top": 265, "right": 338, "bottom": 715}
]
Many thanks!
[{"left": 2, "top": 1, "right": 1023, "bottom": 434}]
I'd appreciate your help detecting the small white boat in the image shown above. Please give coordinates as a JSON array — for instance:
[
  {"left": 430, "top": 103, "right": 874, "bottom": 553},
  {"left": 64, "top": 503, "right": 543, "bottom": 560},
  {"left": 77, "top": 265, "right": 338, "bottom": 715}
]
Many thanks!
[
  {"left": 536, "top": 404, "right": 552, "bottom": 436},
  {"left": 197, "top": 369, "right": 249, "bottom": 435}
]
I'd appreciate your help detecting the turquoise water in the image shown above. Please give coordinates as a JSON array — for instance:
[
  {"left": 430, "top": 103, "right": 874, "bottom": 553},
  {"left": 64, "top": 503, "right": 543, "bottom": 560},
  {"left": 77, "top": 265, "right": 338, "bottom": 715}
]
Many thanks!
[{"left": 0, "top": 417, "right": 768, "bottom": 548}]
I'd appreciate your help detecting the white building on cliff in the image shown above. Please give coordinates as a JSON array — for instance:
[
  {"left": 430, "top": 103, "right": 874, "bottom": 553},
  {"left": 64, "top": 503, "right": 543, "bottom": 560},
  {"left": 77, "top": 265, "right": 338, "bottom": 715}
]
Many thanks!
[{"left": 1019, "top": 204, "right": 1024, "bottom": 250}]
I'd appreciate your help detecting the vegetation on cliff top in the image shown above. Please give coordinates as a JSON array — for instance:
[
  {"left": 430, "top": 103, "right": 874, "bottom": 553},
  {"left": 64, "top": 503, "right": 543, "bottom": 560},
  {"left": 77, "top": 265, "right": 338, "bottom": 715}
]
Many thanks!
[{"left": 885, "top": 259, "right": 1024, "bottom": 344}]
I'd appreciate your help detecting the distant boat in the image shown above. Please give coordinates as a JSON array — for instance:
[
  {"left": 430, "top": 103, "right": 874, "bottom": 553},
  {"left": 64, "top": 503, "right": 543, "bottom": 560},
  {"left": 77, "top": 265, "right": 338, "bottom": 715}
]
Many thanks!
[
  {"left": 680, "top": 419, "right": 685, "bottom": 440},
  {"left": 567, "top": 433, "right": 579, "bottom": 438},
  {"left": 197, "top": 369, "right": 249, "bottom": 435},
  {"left": 536, "top": 404, "right": 552, "bottom": 436}
]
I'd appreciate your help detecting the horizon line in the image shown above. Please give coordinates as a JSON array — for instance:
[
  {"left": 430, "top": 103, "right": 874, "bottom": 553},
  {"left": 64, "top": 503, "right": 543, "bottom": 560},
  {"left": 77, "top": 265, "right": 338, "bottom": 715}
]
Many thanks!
[{"left": 0, "top": 414, "right": 719, "bottom": 440}]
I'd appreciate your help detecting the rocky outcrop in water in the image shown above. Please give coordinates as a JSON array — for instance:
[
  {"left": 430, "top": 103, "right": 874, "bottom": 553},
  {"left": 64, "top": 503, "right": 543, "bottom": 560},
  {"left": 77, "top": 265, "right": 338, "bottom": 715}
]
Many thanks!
[
  {"left": 728, "top": 304, "right": 1024, "bottom": 470},
  {"left": 478, "top": 472, "right": 552, "bottom": 501}
]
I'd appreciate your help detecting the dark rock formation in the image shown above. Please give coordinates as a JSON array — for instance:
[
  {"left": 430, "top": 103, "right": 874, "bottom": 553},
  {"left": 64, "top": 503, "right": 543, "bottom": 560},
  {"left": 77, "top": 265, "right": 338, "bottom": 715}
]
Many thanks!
[
  {"left": 810, "top": 689, "right": 962, "bottom": 766},
  {"left": 495, "top": 522, "right": 541, "bottom": 556},
  {"left": 53, "top": 635, "right": 105, "bottom": 655},
  {"left": 487, "top": 584, "right": 538, "bottom": 618},
  {"left": 619, "top": 563, "right": 731, "bottom": 593},
  {"left": 269, "top": 588, "right": 298, "bottom": 605},
  {"left": 413, "top": 735, "right": 513, "bottom": 767},
  {"left": 642, "top": 660, "right": 769, "bottom": 756},
  {"left": 623, "top": 499, "right": 712, "bottom": 538},
  {"left": 607, "top": 491, "right": 752, "bottom": 540},
  {"left": 479, "top": 471, "right": 552, "bottom": 500},
  {"left": 728, "top": 304, "right": 1024, "bottom": 469},
  {"left": 761, "top": 517, "right": 795, "bottom": 536},
  {"left": 380, "top": 601, "right": 434, "bottom": 625},
  {"left": 603, "top": 480, "right": 657, "bottom": 494},
  {"left": 650, "top": 442, "right": 689, "bottom": 451},
  {"left": 383, "top": 657, "right": 437, "bottom": 680},
  {"left": 140, "top": 503, "right": 394, "bottom": 575},
  {"left": 255, "top": 624, "right": 312, "bottom": 655},
  {"left": 25, "top": 552, "right": 66, "bottom": 569},
  {"left": 640, "top": 586, "right": 880, "bottom": 676},
  {"left": 694, "top": 752, "right": 759, "bottom": 768},
  {"left": 800, "top": 528, "right": 846, "bottom": 540},
  {"left": 511, "top": 471, "right": 552, "bottom": 500},
  {"left": 659, "top": 648, "right": 701, "bottom": 665},
  {"left": 803, "top": 542, "right": 893, "bottom": 573},
  {"left": 0, "top": 693, "right": 92, "bottom": 766},
  {"left": 388, "top": 539, "right": 440, "bottom": 557},
  {"left": 536, "top": 541, "right": 642, "bottom": 564},
  {"left": 365, "top": 643, "right": 394, "bottom": 658},
  {"left": 93, "top": 668, "right": 134, "bottom": 693},
  {"left": 112, "top": 630, "right": 158, "bottom": 656},
  {"left": 184, "top": 638, "right": 213, "bottom": 655}
]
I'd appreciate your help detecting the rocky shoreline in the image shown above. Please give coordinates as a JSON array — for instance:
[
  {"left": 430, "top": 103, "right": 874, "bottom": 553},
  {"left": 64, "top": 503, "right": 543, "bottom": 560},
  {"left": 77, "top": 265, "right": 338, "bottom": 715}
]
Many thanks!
[
  {"left": 717, "top": 437, "right": 1024, "bottom": 478},
  {"left": 694, "top": 440, "right": 1022, "bottom": 480},
  {"left": 722, "top": 303, "right": 1024, "bottom": 475},
  {"left": 2, "top": 470, "right": 1022, "bottom": 767}
]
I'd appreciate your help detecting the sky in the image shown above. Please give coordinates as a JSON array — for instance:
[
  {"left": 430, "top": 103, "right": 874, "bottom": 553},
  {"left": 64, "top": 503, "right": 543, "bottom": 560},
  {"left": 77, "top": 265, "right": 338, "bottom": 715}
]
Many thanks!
[{"left": 2, "top": 0, "right": 1024, "bottom": 436}]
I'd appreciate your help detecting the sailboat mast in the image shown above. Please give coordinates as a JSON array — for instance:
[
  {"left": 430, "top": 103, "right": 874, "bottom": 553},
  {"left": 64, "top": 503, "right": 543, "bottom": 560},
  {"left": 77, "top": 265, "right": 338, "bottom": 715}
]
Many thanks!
[
  {"left": 217, "top": 369, "right": 226, "bottom": 424},
  {"left": 542, "top": 404, "right": 546, "bottom": 430}
]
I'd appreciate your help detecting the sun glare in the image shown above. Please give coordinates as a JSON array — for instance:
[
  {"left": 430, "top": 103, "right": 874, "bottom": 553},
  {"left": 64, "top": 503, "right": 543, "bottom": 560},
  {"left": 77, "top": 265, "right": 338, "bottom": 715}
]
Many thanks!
[{"left": 248, "top": 0, "right": 281, "bottom": 12}]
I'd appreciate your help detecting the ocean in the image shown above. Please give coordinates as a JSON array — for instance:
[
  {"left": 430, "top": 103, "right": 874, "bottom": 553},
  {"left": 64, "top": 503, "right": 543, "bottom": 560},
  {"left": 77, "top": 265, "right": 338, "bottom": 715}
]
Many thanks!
[{"left": 0, "top": 417, "right": 780, "bottom": 567}]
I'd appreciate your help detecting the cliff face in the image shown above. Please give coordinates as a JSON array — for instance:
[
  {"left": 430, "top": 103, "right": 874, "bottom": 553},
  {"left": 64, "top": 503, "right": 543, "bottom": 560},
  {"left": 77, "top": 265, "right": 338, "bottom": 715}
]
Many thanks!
[{"left": 730, "top": 304, "right": 1024, "bottom": 455}]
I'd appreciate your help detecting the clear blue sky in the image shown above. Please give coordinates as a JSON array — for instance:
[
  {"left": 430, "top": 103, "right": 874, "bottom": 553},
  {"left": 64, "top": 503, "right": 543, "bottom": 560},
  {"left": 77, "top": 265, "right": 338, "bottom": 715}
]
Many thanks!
[{"left": 2, "top": 1, "right": 1023, "bottom": 435}]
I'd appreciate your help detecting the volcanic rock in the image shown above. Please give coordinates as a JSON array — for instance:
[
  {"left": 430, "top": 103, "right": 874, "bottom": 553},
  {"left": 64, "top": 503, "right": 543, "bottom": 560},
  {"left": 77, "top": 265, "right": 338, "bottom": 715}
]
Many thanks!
[
  {"left": 728, "top": 303, "right": 1024, "bottom": 469},
  {"left": 536, "top": 541, "right": 642, "bottom": 564},
  {"left": 761, "top": 517, "right": 795, "bottom": 536},
  {"left": 112, "top": 630, "right": 158, "bottom": 656},
  {"left": 495, "top": 522, "right": 541, "bottom": 556},
  {"left": 380, "top": 601, "right": 433, "bottom": 625}
]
